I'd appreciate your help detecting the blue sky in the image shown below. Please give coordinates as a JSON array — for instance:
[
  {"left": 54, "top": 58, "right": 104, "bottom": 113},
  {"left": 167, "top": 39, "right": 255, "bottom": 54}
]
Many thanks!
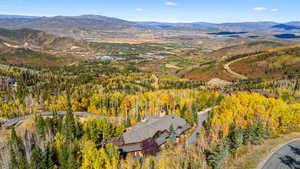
[{"left": 0, "top": 0, "right": 299, "bottom": 23}]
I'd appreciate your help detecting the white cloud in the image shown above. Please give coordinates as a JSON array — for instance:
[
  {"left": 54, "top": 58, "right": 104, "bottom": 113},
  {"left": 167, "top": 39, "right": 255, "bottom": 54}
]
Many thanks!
[
  {"left": 135, "top": 8, "right": 145, "bottom": 12},
  {"left": 253, "top": 7, "right": 267, "bottom": 11},
  {"left": 271, "top": 8, "right": 279, "bottom": 12},
  {"left": 165, "top": 1, "right": 177, "bottom": 6}
]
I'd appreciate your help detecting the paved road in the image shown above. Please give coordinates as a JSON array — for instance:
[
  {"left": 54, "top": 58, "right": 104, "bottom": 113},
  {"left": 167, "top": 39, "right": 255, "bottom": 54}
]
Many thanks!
[
  {"left": 0, "top": 111, "right": 121, "bottom": 128},
  {"left": 187, "top": 108, "right": 212, "bottom": 145},
  {"left": 260, "top": 140, "right": 300, "bottom": 169}
]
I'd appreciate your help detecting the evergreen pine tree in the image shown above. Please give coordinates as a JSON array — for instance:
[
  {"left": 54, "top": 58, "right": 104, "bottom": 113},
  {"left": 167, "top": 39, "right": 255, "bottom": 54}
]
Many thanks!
[
  {"left": 44, "top": 143, "right": 56, "bottom": 169},
  {"left": 30, "top": 146, "right": 47, "bottom": 169},
  {"left": 8, "top": 128, "right": 28, "bottom": 169},
  {"left": 169, "top": 125, "right": 177, "bottom": 145}
]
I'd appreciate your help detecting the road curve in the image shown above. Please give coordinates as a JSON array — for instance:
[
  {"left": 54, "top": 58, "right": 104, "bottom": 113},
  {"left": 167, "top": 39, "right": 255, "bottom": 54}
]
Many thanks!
[
  {"left": 224, "top": 57, "right": 248, "bottom": 80},
  {"left": 258, "top": 139, "right": 300, "bottom": 169}
]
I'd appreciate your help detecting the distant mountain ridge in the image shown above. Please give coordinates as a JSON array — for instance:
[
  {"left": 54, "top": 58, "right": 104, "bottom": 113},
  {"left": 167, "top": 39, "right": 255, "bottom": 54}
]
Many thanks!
[
  {"left": 0, "top": 14, "right": 299, "bottom": 40},
  {"left": 139, "top": 21, "right": 300, "bottom": 33},
  {"left": 0, "top": 15, "right": 141, "bottom": 30},
  {"left": 0, "top": 15, "right": 151, "bottom": 40},
  {"left": 272, "top": 24, "right": 300, "bottom": 30},
  {"left": 137, "top": 21, "right": 216, "bottom": 28},
  {"left": 0, "top": 14, "right": 299, "bottom": 30},
  {"left": 0, "top": 28, "right": 86, "bottom": 50}
]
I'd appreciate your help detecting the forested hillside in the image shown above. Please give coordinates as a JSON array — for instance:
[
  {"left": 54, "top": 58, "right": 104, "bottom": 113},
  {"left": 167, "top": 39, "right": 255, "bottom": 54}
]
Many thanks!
[
  {"left": 0, "top": 24, "right": 300, "bottom": 169},
  {"left": 1, "top": 0, "right": 300, "bottom": 167},
  {"left": 0, "top": 44, "right": 300, "bottom": 168},
  {"left": 230, "top": 45, "right": 300, "bottom": 79}
]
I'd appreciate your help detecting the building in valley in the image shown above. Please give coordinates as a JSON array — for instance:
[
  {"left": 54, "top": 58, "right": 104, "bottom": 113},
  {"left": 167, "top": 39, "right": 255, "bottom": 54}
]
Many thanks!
[
  {"left": 0, "top": 77, "right": 17, "bottom": 91},
  {"left": 107, "top": 115, "right": 191, "bottom": 156}
]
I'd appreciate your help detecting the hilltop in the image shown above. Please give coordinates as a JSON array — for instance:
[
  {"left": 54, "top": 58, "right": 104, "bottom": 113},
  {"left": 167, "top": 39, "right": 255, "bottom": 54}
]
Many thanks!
[
  {"left": 0, "top": 28, "right": 87, "bottom": 50},
  {"left": 0, "top": 28, "right": 87, "bottom": 66}
]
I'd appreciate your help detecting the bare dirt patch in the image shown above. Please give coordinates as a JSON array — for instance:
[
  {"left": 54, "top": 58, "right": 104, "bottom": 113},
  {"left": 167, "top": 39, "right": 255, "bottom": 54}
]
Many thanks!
[{"left": 165, "top": 64, "right": 180, "bottom": 69}]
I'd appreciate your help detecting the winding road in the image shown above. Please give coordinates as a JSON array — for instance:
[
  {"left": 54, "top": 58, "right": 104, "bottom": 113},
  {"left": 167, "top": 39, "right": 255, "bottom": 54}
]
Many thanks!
[
  {"left": 258, "top": 139, "right": 300, "bottom": 169},
  {"left": 176, "top": 55, "right": 249, "bottom": 81},
  {"left": 223, "top": 57, "right": 248, "bottom": 80}
]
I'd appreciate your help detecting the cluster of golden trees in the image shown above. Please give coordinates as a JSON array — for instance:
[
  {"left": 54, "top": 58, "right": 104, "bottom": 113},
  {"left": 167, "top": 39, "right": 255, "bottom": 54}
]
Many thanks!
[
  {"left": 122, "top": 92, "right": 300, "bottom": 169},
  {"left": 207, "top": 93, "right": 300, "bottom": 141},
  {"left": 44, "top": 88, "right": 221, "bottom": 125},
  {"left": 4, "top": 92, "right": 300, "bottom": 169},
  {"left": 81, "top": 141, "right": 120, "bottom": 169}
]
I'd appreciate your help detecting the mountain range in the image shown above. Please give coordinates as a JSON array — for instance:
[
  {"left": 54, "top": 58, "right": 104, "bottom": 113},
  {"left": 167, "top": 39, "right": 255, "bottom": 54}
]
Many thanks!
[
  {"left": 0, "top": 14, "right": 299, "bottom": 41},
  {"left": 0, "top": 14, "right": 298, "bottom": 51}
]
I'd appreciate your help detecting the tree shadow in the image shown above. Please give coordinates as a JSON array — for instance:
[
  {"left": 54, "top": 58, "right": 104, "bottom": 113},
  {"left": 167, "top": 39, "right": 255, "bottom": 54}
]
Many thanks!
[
  {"left": 289, "top": 145, "right": 300, "bottom": 156},
  {"left": 279, "top": 155, "right": 300, "bottom": 169}
]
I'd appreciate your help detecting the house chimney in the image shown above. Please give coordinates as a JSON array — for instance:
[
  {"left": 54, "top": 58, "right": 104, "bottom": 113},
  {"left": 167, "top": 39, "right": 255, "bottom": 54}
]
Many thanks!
[{"left": 159, "top": 110, "right": 166, "bottom": 117}]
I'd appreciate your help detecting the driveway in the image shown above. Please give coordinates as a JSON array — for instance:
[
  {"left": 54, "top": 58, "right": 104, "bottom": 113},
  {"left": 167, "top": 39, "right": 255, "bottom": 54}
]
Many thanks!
[{"left": 187, "top": 108, "right": 212, "bottom": 145}]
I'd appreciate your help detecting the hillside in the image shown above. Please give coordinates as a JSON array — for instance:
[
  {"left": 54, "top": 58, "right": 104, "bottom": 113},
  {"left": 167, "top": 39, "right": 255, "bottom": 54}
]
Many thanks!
[
  {"left": 230, "top": 45, "right": 300, "bottom": 79},
  {"left": 181, "top": 44, "right": 300, "bottom": 81},
  {"left": 0, "top": 47, "right": 83, "bottom": 66},
  {"left": 0, "top": 39, "right": 6, "bottom": 49},
  {"left": 0, "top": 28, "right": 86, "bottom": 50},
  {"left": 179, "top": 42, "right": 283, "bottom": 81},
  {"left": 0, "top": 29, "right": 86, "bottom": 66},
  {"left": 206, "top": 41, "right": 283, "bottom": 59}
]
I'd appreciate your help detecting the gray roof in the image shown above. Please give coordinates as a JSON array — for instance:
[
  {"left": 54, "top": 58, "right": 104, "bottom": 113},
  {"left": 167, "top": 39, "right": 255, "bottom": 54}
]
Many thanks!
[
  {"left": 123, "top": 115, "right": 191, "bottom": 144},
  {"left": 6, "top": 78, "right": 16, "bottom": 83}
]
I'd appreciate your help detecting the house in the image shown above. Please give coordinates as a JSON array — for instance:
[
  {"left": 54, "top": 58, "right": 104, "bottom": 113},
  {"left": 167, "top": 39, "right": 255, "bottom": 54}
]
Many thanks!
[
  {"left": 207, "top": 78, "right": 232, "bottom": 88},
  {"left": 107, "top": 115, "right": 191, "bottom": 156},
  {"left": 0, "top": 77, "right": 17, "bottom": 91},
  {"left": 7, "top": 78, "right": 16, "bottom": 85}
]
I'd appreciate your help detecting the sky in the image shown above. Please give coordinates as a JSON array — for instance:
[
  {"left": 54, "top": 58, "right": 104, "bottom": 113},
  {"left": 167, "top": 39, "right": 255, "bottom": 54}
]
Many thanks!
[{"left": 0, "top": 0, "right": 299, "bottom": 23}]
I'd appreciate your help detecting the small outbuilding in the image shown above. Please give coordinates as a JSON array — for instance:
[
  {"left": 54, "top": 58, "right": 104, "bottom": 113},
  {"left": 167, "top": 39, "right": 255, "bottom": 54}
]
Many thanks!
[
  {"left": 6, "top": 78, "right": 16, "bottom": 85},
  {"left": 0, "top": 77, "right": 17, "bottom": 91},
  {"left": 207, "top": 78, "right": 232, "bottom": 88}
]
